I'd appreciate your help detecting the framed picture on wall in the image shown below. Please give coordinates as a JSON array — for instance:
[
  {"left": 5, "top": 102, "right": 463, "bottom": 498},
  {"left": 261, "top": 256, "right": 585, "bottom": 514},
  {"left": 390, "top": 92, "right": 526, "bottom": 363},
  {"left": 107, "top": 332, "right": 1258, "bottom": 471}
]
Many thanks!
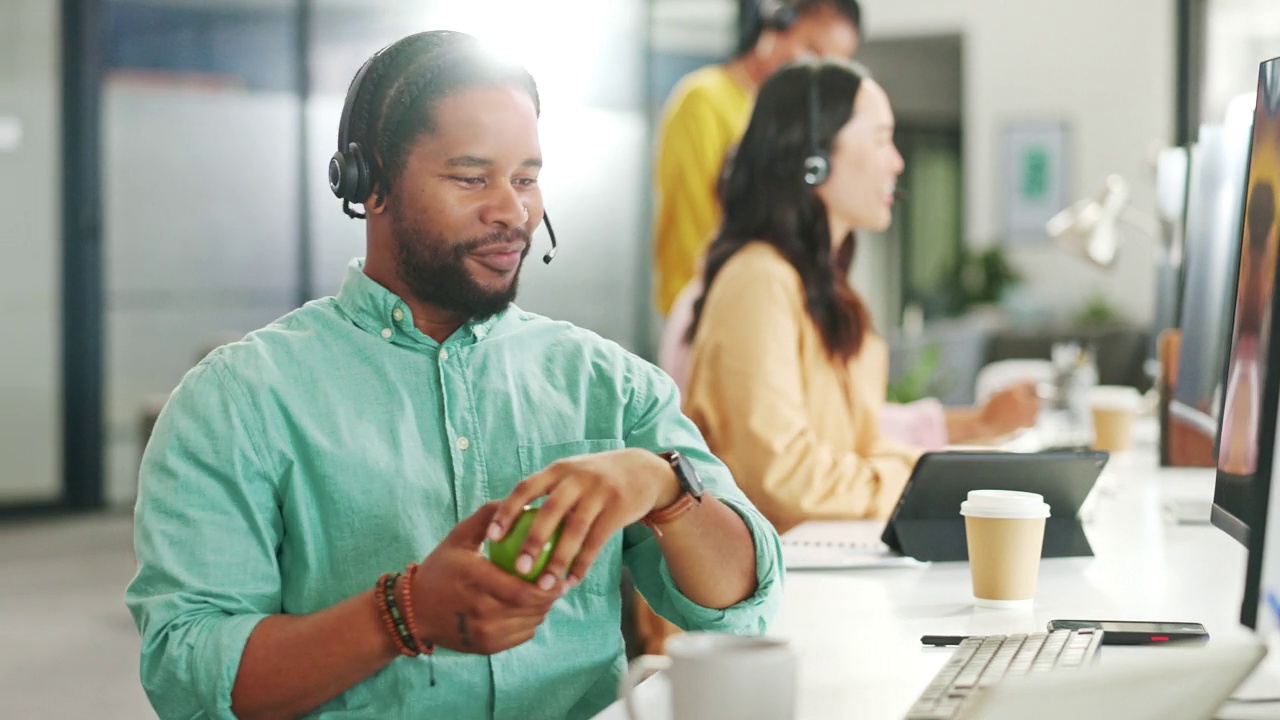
[{"left": 1002, "top": 121, "right": 1070, "bottom": 241}]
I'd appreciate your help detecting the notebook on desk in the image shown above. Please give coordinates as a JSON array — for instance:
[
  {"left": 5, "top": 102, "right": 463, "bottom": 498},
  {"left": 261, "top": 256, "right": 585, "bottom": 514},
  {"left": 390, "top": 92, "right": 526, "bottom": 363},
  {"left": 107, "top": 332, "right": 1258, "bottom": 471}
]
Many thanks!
[{"left": 780, "top": 520, "right": 924, "bottom": 570}]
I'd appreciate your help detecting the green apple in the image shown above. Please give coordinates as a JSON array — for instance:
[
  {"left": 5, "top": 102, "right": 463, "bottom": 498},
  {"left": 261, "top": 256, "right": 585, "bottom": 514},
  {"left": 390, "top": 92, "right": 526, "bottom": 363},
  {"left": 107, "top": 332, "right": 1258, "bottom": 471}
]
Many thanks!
[{"left": 487, "top": 506, "right": 563, "bottom": 582}]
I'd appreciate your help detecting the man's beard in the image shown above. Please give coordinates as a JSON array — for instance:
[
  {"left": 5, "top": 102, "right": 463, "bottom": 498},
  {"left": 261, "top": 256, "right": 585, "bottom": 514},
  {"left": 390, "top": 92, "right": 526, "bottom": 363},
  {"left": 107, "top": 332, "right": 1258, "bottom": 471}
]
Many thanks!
[{"left": 391, "top": 212, "right": 531, "bottom": 321}]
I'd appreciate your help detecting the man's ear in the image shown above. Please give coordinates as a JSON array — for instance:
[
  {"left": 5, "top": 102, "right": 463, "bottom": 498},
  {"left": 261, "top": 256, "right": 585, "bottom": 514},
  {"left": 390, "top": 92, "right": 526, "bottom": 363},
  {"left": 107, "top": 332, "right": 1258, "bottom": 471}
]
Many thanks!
[
  {"left": 365, "top": 184, "right": 388, "bottom": 215},
  {"left": 365, "top": 153, "right": 389, "bottom": 215}
]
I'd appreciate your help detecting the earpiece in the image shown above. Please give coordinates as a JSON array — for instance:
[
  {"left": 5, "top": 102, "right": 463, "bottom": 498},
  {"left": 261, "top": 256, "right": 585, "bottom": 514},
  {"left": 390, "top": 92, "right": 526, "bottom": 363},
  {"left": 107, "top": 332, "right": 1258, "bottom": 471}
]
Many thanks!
[
  {"left": 328, "top": 142, "right": 371, "bottom": 204},
  {"left": 802, "top": 65, "right": 830, "bottom": 187}
]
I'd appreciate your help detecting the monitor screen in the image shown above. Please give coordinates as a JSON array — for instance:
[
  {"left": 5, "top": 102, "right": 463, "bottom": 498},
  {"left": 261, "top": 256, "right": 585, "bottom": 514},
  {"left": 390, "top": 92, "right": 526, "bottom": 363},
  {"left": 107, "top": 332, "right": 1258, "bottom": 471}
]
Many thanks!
[
  {"left": 1212, "top": 56, "right": 1280, "bottom": 627},
  {"left": 1169, "top": 118, "right": 1253, "bottom": 453},
  {"left": 1249, "top": 417, "right": 1280, "bottom": 631}
]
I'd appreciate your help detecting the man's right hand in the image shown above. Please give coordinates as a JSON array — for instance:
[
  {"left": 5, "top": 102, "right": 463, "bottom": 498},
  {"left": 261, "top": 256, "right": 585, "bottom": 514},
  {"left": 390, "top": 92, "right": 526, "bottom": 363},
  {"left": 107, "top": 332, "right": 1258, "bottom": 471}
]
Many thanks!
[{"left": 407, "top": 502, "right": 562, "bottom": 655}]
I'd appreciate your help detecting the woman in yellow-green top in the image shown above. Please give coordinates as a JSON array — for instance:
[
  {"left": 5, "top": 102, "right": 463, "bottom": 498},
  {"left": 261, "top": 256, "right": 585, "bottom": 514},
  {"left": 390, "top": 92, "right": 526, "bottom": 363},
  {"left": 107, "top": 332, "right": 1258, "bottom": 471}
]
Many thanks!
[
  {"left": 683, "top": 60, "right": 1037, "bottom": 534},
  {"left": 651, "top": 0, "right": 861, "bottom": 316}
]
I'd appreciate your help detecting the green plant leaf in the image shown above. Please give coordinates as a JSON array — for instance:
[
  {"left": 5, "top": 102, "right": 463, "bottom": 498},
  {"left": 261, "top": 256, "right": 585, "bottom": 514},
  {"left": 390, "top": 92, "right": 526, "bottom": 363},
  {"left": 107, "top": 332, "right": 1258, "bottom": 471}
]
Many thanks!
[{"left": 888, "top": 342, "right": 942, "bottom": 404}]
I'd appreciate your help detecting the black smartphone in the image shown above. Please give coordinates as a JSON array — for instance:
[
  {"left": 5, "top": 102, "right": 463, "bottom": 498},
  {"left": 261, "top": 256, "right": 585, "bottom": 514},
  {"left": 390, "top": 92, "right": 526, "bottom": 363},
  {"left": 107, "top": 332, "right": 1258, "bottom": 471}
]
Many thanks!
[{"left": 1046, "top": 619, "right": 1209, "bottom": 645}]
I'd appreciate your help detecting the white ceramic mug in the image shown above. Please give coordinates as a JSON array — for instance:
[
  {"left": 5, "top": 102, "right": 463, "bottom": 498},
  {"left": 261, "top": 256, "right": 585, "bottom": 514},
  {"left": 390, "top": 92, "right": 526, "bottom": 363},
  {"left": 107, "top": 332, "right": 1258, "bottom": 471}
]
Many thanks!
[{"left": 619, "top": 632, "right": 797, "bottom": 720}]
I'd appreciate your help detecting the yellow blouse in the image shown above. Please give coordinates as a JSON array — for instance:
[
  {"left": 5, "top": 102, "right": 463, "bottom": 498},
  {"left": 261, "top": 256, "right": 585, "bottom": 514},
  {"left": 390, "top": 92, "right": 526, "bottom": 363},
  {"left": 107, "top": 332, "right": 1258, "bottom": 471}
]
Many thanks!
[
  {"left": 652, "top": 65, "right": 753, "bottom": 316},
  {"left": 683, "top": 243, "right": 920, "bottom": 533}
]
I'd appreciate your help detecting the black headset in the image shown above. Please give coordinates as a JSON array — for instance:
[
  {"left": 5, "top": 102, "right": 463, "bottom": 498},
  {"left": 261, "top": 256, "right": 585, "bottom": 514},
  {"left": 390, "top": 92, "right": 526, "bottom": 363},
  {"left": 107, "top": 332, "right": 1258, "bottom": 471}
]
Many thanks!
[
  {"left": 327, "top": 37, "right": 559, "bottom": 264},
  {"left": 757, "top": 1, "right": 827, "bottom": 185},
  {"left": 328, "top": 47, "right": 382, "bottom": 211},
  {"left": 760, "top": 0, "right": 801, "bottom": 31},
  {"left": 802, "top": 65, "right": 830, "bottom": 187}
]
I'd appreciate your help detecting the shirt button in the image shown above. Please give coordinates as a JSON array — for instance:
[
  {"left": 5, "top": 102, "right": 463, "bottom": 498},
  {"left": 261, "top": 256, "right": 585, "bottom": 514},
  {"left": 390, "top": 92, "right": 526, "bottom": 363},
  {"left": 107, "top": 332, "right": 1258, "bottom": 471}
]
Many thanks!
[
  {"left": 440, "top": 349, "right": 449, "bottom": 361},
  {"left": 380, "top": 328, "right": 392, "bottom": 339},
  {"left": 474, "top": 326, "right": 487, "bottom": 338},
  {"left": 392, "top": 308, "right": 404, "bottom": 322},
  {"left": 457, "top": 437, "right": 470, "bottom": 451}
]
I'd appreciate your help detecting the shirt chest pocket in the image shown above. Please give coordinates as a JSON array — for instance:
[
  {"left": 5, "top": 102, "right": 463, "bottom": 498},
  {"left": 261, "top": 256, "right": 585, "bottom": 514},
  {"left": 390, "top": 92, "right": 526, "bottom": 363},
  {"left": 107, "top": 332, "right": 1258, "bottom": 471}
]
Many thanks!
[{"left": 516, "top": 439, "right": 627, "bottom": 596}]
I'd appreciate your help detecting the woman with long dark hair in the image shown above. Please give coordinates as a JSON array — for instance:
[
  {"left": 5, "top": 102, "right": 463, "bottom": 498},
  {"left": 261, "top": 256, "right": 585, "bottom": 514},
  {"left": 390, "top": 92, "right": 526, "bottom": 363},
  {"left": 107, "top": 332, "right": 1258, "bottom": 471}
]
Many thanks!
[{"left": 681, "top": 59, "right": 1036, "bottom": 533}]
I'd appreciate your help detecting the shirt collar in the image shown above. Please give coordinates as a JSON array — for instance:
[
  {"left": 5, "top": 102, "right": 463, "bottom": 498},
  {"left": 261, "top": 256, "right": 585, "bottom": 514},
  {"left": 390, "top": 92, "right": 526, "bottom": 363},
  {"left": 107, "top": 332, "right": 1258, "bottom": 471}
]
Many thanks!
[{"left": 335, "top": 258, "right": 508, "bottom": 347}]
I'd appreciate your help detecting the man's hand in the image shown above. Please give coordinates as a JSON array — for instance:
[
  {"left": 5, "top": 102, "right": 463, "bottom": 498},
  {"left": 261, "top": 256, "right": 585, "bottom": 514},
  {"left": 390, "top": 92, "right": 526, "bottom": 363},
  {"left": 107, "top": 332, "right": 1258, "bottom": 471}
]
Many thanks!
[
  {"left": 978, "top": 382, "right": 1040, "bottom": 437},
  {"left": 486, "top": 449, "right": 679, "bottom": 591},
  {"left": 410, "top": 502, "right": 561, "bottom": 654}
]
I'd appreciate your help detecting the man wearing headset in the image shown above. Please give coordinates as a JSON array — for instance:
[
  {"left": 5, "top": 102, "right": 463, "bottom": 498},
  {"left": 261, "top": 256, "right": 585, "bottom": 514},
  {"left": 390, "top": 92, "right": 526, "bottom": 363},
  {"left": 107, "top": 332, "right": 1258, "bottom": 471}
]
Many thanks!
[
  {"left": 126, "top": 31, "right": 782, "bottom": 720},
  {"left": 651, "top": 0, "right": 862, "bottom": 318}
]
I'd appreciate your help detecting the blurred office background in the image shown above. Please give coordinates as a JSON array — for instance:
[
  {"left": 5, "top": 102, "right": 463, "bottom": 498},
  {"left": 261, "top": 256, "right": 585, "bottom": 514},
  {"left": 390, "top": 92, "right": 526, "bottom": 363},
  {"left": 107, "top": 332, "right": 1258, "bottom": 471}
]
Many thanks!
[{"left": 1, "top": 0, "right": 1279, "bottom": 716}]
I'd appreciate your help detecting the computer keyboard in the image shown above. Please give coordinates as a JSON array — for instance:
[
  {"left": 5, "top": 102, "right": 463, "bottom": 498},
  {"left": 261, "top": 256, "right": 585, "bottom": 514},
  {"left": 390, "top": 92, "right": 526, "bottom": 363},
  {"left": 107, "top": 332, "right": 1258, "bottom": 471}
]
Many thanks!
[{"left": 905, "top": 628, "right": 1103, "bottom": 720}]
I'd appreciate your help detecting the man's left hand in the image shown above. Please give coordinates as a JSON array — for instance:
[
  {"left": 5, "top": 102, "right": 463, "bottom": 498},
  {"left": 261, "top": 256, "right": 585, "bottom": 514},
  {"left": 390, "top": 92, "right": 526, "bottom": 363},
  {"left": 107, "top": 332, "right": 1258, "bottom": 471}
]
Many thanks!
[{"left": 486, "top": 449, "right": 680, "bottom": 591}]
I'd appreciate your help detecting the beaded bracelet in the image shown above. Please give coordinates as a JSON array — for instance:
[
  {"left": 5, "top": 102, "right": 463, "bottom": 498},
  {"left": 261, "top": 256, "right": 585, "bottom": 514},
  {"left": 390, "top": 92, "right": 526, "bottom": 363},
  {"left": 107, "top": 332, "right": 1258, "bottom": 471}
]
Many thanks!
[
  {"left": 375, "top": 572, "right": 420, "bottom": 657},
  {"left": 374, "top": 572, "right": 399, "bottom": 652},
  {"left": 402, "top": 562, "right": 439, "bottom": 685},
  {"left": 399, "top": 562, "right": 433, "bottom": 654}
]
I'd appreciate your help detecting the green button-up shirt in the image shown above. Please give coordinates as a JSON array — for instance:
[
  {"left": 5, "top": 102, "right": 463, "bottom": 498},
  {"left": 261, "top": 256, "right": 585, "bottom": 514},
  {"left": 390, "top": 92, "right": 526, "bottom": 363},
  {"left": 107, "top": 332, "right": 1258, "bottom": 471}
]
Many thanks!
[{"left": 126, "top": 259, "right": 784, "bottom": 720}]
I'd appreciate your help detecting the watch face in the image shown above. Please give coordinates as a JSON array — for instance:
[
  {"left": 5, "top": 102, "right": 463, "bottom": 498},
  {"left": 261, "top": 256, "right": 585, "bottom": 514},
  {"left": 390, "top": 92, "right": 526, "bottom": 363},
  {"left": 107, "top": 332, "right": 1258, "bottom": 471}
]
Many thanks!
[{"left": 674, "top": 453, "right": 705, "bottom": 497}]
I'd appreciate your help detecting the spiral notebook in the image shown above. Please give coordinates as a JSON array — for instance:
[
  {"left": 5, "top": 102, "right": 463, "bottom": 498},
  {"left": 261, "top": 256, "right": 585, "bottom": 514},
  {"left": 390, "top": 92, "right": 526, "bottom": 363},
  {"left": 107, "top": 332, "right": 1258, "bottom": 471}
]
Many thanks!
[{"left": 780, "top": 520, "right": 927, "bottom": 570}]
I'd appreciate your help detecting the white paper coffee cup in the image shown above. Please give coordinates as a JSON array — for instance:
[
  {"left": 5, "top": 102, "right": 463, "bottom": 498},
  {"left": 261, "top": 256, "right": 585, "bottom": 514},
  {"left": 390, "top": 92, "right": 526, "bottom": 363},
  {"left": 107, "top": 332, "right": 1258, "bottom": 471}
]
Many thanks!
[{"left": 960, "top": 490, "right": 1050, "bottom": 608}]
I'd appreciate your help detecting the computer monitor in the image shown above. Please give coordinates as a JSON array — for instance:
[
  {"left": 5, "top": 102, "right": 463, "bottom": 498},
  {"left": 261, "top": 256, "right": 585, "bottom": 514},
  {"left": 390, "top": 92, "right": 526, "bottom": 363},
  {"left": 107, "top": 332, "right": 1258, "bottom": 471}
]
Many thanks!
[
  {"left": 1148, "top": 147, "right": 1191, "bottom": 364},
  {"left": 1249, "top": 413, "right": 1280, "bottom": 632},
  {"left": 1211, "top": 56, "right": 1280, "bottom": 628},
  {"left": 1168, "top": 113, "right": 1254, "bottom": 462}
]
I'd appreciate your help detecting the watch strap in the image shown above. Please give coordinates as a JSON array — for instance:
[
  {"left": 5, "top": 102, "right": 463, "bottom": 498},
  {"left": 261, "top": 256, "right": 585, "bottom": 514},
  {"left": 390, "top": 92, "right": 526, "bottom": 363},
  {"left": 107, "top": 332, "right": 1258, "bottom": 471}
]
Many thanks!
[{"left": 641, "top": 491, "right": 701, "bottom": 536}]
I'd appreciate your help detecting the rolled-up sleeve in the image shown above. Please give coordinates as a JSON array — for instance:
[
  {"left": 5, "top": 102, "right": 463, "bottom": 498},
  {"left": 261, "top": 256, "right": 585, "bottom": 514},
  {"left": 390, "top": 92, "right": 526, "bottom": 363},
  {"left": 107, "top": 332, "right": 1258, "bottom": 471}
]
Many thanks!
[
  {"left": 620, "top": 362, "right": 784, "bottom": 634},
  {"left": 125, "top": 359, "right": 283, "bottom": 719}
]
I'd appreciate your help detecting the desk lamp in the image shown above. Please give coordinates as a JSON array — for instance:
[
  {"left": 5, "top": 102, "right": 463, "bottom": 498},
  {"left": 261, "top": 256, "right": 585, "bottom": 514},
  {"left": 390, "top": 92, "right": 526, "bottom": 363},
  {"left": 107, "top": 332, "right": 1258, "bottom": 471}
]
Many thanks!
[{"left": 1044, "top": 174, "right": 1162, "bottom": 268}]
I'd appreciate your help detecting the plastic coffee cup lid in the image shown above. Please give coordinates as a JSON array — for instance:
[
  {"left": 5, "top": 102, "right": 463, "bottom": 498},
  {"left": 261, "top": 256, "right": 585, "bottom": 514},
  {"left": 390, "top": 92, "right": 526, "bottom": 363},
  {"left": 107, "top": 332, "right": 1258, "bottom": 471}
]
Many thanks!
[
  {"left": 1087, "top": 385, "right": 1142, "bottom": 411},
  {"left": 960, "top": 489, "right": 1051, "bottom": 519}
]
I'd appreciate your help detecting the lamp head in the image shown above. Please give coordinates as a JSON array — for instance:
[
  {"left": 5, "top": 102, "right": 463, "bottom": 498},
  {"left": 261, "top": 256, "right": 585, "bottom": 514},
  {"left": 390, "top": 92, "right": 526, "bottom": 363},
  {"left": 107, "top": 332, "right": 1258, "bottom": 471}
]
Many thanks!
[{"left": 1046, "top": 174, "right": 1131, "bottom": 269}]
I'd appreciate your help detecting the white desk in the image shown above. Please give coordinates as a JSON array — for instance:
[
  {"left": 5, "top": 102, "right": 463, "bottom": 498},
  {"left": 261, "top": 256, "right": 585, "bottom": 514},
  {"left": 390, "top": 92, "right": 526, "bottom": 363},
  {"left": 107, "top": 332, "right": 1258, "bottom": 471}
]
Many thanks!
[{"left": 596, "top": 451, "right": 1278, "bottom": 719}]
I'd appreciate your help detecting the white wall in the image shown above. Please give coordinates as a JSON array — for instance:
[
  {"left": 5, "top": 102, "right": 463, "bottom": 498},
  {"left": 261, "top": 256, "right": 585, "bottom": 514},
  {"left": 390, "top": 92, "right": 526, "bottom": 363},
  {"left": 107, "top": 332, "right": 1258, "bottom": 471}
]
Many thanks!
[
  {"left": 0, "top": 0, "right": 61, "bottom": 503},
  {"left": 1202, "top": 0, "right": 1280, "bottom": 126},
  {"left": 651, "top": 0, "right": 737, "bottom": 56},
  {"left": 103, "top": 85, "right": 301, "bottom": 506},
  {"left": 860, "top": 0, "right": 1176, "bottom": 326},
  {"left": 857, "top": 35, "right": 963, "bottom": 126},
  {"left": 854, "top": 36, "right": 964, "bottom": 331}
]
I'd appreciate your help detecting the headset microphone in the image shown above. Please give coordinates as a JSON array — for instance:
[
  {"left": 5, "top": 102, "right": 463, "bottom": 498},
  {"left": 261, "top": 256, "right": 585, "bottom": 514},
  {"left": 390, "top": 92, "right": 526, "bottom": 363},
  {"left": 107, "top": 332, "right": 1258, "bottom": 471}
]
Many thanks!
[{"left": 541, "top": 212, "right": 558, "bottom": 264}]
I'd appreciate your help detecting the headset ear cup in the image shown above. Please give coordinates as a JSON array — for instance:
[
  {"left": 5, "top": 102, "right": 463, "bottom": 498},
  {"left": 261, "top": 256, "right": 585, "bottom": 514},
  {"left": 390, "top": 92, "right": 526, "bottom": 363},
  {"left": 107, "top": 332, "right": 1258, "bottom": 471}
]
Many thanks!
[
  {"left": 328, "top": 150, "right": 352, "bottom": 200},
  {"left": 803, "top": 154, "right": 830, "bottom": 186},
  {"left": 329, "top": 143, "right": 372, "bottom": 203},
  {"left": 349, "top": 143, "right": 372, "bottom": 204}
]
